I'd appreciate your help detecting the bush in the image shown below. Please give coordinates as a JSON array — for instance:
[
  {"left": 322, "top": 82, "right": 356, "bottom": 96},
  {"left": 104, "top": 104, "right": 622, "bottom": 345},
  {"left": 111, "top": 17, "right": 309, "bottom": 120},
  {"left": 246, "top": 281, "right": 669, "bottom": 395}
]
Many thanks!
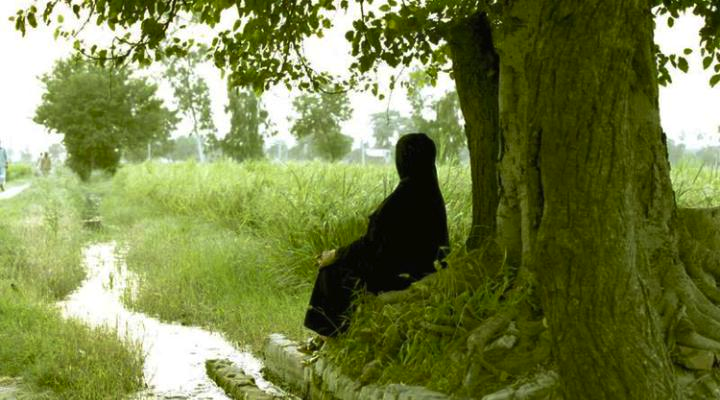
[{"left": 6, "top": 162, "right": 33, "bottom": 181}]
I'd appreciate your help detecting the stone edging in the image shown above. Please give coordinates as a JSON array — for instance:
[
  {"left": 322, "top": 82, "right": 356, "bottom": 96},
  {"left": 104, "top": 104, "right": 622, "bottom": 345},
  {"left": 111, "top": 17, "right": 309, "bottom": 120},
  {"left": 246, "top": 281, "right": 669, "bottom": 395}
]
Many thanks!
[
  {"left": 206, "top": 359, "right": 280, "bottom": 400},
  {"left": 262, "top": 333, "right": 458, "bottom": 400}
]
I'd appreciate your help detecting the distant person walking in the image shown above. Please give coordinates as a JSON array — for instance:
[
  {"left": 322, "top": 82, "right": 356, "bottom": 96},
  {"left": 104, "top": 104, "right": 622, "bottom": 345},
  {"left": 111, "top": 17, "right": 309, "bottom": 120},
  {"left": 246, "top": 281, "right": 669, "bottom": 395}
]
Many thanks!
[
  {"left": 39, "top": 152, "right": 52, "bottom": 176},
  {"left": 0, "top": 140, "right": 8, "bottom": 191}
]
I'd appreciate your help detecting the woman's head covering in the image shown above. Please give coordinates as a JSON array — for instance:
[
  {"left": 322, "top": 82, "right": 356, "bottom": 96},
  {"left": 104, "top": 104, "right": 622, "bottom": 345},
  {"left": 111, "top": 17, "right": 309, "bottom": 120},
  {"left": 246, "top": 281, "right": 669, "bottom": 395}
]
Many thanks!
[{"left": 395, "top": 133, "right": 437, "bottom": 180}]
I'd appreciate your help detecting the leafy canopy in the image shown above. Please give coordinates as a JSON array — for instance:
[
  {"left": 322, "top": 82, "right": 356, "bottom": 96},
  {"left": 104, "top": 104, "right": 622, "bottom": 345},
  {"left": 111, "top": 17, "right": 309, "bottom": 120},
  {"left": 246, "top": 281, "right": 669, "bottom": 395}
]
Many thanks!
[
  {"left": 163, "top": 45, "right": 215, "bottom": 162},
  {"left": 34, "top": 56, "right": 177, "bottom": 179},
  {"left": 292, "top": 92, "right": 353, "bottom": 161},
  {"left": 14, "top": 1, "right": 720, "bottom": 90},
  {"left": 211, "top": 82, "right": 271, "bottom": 161}
]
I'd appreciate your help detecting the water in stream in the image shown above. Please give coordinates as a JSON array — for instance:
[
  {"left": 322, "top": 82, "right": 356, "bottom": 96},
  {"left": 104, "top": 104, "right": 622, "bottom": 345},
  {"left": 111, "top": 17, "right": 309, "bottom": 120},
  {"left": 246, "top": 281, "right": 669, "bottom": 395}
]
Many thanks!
[{"left": 58, "top": 242, "right": 283, "bottom": 400}]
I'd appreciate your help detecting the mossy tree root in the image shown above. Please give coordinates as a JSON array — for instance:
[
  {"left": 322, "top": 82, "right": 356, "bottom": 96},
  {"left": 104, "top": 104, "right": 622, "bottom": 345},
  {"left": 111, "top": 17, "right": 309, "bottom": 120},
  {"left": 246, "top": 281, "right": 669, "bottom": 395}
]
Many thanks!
[{"left": 664, "top": 207, "right": 720, "bottom": 355}]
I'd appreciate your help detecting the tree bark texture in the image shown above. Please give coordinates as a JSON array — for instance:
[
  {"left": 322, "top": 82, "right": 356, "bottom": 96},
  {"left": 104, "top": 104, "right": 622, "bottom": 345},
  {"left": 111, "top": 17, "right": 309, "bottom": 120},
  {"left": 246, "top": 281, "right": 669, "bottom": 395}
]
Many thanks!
[
  {"left": 447, "top": 13, "right": 500, "bottom": 251},
  {"left": 493, "top": 1, "right": 681, "bottom": 398}
]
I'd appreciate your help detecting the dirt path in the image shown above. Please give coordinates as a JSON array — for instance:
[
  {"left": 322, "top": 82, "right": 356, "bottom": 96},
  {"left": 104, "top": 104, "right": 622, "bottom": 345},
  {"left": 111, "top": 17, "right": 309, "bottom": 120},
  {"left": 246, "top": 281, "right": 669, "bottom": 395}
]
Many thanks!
[{"left": 0, "top": 183, "right": 30, "bottom": 200}]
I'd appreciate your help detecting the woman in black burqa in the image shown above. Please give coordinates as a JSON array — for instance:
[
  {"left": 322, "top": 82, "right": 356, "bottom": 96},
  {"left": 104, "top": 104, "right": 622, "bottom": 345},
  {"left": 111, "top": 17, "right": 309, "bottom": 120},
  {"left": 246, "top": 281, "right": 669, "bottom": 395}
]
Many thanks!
[{"left": 304, "top": 133, "right": 449, "bottom": 338}]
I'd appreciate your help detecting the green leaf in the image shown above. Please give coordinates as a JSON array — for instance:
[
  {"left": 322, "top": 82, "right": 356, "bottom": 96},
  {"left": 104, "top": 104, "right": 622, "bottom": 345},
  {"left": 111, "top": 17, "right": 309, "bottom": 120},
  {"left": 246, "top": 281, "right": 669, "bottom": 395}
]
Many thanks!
[
  {"left": 703, "top": 56, "right": 712, "bottom": 69},
  {"left": 711, "top": 74, "right": 720, "bottom": 88},
  {"left": 15, "top": 14, "right": 25, "bottom": 36},
  {"left": 667, "top": 17, "right": 674, "bottom": 27},
  {"left": 379, "top": 4, "right": 391, "bottom": 12},
  {"left": 27, "top": 12, "right": 37, "bottom": 28},
  {"left": 683, "top": 48, "right": 692, "bottom": 55},
  {"left": 678, "top": 57, "right": 688, "bottom": 73}
]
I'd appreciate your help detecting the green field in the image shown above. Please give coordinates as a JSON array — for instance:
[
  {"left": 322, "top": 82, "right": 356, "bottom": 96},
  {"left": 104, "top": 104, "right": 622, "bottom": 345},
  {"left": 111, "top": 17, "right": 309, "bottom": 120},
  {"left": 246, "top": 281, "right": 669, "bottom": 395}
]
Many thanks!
[{"left": 2, "top": 158, "right": 718, "bottom": 398}]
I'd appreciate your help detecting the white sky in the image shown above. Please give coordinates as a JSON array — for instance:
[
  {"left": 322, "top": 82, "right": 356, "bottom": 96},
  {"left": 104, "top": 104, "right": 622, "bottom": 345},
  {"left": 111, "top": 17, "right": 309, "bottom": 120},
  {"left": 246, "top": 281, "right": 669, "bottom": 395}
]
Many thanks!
[{"left": 0, "top": 3, "right": 718, "bottom": 159}]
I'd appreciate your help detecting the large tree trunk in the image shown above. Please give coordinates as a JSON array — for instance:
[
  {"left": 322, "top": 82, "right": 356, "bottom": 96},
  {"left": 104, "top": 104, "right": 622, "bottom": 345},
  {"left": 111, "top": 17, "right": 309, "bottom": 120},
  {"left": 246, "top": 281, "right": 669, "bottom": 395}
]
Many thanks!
[
  {"left": 493, "top": 1, "right": 683, "bottom": 398},
  {"left": 447, "top": 13, "right": 500, "bottom": 251}
]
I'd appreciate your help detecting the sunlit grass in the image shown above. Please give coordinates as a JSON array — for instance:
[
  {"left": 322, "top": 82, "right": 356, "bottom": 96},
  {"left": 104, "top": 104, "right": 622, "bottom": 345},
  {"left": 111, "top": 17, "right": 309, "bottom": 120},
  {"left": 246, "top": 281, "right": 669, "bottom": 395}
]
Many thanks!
[{"left": 672, "top": 157, "right": 720, "bottom": 207}]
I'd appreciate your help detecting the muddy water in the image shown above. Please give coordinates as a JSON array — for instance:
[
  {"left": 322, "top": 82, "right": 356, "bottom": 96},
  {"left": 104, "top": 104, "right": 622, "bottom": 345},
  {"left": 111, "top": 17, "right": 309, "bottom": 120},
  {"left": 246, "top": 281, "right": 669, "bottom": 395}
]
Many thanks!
[{"left": 58, "top": 242, "right": 284, "bottom": 400}]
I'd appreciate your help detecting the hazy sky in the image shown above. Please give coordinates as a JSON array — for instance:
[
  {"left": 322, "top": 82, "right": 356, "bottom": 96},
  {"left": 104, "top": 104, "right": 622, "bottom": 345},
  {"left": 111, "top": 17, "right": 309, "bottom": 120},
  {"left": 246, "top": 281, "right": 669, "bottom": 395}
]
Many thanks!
[{"left": 0, "top": 3, "right": 718, "bottom": 159}]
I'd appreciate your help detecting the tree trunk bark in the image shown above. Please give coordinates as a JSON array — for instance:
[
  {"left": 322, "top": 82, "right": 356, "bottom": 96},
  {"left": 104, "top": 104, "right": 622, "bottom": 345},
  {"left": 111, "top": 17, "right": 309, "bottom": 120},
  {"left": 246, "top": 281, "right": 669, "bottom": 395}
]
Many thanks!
[
  {"left": 447, "top": 13, "right": 500, "bottom": 251},
  {"left": 494, "top": 1, "right": 681, "bottom": 398}
]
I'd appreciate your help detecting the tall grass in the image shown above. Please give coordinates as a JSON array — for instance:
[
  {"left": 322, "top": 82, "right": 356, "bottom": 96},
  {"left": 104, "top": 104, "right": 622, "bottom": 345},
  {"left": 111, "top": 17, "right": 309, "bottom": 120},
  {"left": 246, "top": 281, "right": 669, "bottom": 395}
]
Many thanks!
[
  {"left": 101, "top": 160, "right": 471, "bottom": 350},
  {"left": 0, "top": 169, "right": 144, "bottom": 399},
  {"left": 100, "top": 157, "right": 719, "bottom": 395},
  {"left": 671, "top": 157, "right": 720, "bottom": 207}
]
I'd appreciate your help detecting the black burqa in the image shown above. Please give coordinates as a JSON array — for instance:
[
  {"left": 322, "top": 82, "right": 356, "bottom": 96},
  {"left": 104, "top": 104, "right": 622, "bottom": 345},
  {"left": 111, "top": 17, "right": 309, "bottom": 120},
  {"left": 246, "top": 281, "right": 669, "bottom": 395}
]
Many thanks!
[{"left": 304, "top": 133, "right": 450, "bottom": 337}]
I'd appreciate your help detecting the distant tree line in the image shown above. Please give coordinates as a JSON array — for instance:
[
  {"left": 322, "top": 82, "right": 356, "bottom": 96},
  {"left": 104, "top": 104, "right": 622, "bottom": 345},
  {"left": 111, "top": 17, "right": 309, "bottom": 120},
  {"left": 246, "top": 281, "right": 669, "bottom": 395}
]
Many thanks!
[{"left": 34, "top": 55, "right": 467, "bottom": 178}]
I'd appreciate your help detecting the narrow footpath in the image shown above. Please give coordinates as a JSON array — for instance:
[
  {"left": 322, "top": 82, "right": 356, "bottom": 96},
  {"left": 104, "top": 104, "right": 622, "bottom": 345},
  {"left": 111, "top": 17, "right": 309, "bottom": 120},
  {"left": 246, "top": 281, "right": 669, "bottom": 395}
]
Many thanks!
[{"left": 0, "top": 183, "right": 30, "bottom": 200}]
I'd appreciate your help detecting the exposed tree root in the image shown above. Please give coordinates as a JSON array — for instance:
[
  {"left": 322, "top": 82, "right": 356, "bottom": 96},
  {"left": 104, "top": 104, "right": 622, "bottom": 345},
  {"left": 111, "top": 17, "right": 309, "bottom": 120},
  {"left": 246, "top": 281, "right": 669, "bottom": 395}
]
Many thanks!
[
  {"left": 466, "top": 307, "right": 518, "bottom": 354},
  {"left": 659, "top": 207, "right": 720, "bottom": 375}
]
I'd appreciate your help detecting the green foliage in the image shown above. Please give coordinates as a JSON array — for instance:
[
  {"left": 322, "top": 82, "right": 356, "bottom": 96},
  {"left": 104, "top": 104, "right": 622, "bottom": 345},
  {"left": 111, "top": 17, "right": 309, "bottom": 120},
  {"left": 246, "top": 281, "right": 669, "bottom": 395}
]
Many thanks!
[
  {"left": 167, "top": 135, "right": 201, "bottom": 161},
  {"left": 6, "top": 162, "right": 33, "bottom": 181},
  {"left": 210, "top": 82, "right": 270, "bottom": 161},
  {"left": 163, "top": 46, "right": 215, "bottom": 161},
  {"left": 654, "top": 1, "right": 720, "bottom": 87},
  {"left": 370, "top": 110, "right": 408, "bottom": 149},
  {"left": 34, "top": 56, "right": 177, "bottom": 180},
  {"left": 291, "top": 92, "right": 354, "bottom": 161},
  {"left": 16, "top": 1, "right": 720, "bottom": 94},
  {"left": 406, "top": 70, "right": 465, "bottom": 162}
]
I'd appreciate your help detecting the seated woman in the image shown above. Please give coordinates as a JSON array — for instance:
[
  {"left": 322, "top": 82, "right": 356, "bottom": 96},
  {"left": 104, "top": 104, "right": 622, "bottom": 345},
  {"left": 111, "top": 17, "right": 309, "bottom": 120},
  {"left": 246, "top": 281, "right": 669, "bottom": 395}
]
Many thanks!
[{"left": 304, "top": 133, "right": 449, "bottom": 338}]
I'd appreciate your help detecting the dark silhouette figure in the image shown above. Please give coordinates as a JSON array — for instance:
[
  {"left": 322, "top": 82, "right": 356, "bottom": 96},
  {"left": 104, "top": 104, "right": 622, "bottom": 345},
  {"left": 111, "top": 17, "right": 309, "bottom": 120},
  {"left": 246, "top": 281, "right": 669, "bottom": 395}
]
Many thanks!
[{"left": 304, "top": 133, "right": 449, "bottom": 337}]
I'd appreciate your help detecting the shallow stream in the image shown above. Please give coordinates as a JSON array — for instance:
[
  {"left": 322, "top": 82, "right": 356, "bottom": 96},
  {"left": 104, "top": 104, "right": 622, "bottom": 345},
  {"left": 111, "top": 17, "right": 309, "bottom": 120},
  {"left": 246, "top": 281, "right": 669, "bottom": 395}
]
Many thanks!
[{"left": 58, "top": 242, "right": 283, "bottom": 400}]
